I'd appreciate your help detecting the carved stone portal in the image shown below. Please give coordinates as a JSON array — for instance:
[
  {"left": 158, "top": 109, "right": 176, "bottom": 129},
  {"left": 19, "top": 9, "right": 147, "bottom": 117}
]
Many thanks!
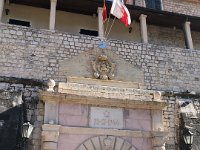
[
  {"left": 92, "top": 55, "right": 115, "bottom": 80},
  {"left": 76, "top": 136, "right": 136, "bottom": 150}
]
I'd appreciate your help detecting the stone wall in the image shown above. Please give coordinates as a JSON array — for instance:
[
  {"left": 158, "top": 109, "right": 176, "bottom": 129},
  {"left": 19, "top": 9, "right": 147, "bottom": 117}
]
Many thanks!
[
  {"left": 163, "top": 0, "right": 200, "bottom": 17},
  {"left": 148, "top": 25, "right": 186, "bottom": 49},
  {"left": 58, "top": 104, "right": 152, "bottom": 132},
  {"left": 0, "top": 23, "right": 200, "bottom": 149},
  {"left": 135, "top": 0, "right": 200, "bottom": 17},
  {"left": 0, "top": 23, "right": 199, "bottom": 92},
  {"left": 192, "top": 31, "right": 200, "bottom": 50},
  {"left": 57, "top": 104, "right": 152, "bottom": 150},
  {"left": 162, "top": 96, "right": 179, "bottom": 150},
  {"left": 0, "top": 78, "right": 44, "bottom": 150}
]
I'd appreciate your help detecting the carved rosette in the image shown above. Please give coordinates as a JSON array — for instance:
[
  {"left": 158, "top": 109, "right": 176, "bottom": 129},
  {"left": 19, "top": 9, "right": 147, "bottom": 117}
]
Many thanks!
[{"left": 91, "top": 55, "right": 115, "bottom": 80}]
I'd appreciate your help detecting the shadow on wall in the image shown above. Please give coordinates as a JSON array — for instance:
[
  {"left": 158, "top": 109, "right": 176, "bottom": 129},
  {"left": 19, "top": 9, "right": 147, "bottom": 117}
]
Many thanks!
[
  {"left": 0, "top": 106, "right": 24, "bottom": 150},
  {"left": 0, "top": 90, "right": 26, "bottom": 150}
]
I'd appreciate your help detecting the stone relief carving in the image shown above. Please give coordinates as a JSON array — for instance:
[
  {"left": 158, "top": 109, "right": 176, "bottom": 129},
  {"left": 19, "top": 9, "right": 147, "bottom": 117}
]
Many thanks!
[
  {"left": 103, "top": 137, "right": 113, "bottom": 150},
  {"left": 91, "top": 55, "right": 115, "bottom": 80},
  {"left": 76, "top": 136, "right": 136, "bottom": 150}
]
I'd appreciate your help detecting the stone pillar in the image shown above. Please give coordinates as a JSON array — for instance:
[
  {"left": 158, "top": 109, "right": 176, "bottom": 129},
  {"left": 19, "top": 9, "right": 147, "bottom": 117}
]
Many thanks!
[
  {"left": 44, "top": 101, "right": 59, "bottom": 124},
  {"left": 49, "top": 0, "right": 57, "bottom": 30},
  {"left": 139, "top": 14, "right": 148, "bottom": 43},
  {"left": 42, "top": 124, "right": 60, "bottom": 150},
  {"left": 152, "top": 91, "right": 163, "bottom": 131},
  {"left": 152, "top": 110, "right": 163, "bottom": 131},
  {"left": 97, "top": 7, "right": 104, "bottom": 38},
  {"left": 184, "top": 21, "right": 194, "bottom": 49},
  {"left": 0, "top": 0, "right": 4, "bottom": 22},
  {"left": 151, "top": 91, "right": 168, "bottom": 150}
]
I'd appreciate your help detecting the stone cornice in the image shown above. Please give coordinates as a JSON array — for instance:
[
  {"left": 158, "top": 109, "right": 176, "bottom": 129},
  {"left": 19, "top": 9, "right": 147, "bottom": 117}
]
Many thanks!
[
  {"left": 58, "top": 83, "right": 152, "bottom": 101},
  {"left": 39, "top": 91, "right": 167, "bottom": 110},
  {"left": 41, "top": 78, "right": 167, "bottom": 110}
]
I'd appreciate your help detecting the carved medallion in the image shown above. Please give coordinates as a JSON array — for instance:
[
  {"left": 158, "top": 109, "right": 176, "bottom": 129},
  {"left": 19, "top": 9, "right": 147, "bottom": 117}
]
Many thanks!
[{"left": 92, "top": 55, "right": 115, "bottom": 80}]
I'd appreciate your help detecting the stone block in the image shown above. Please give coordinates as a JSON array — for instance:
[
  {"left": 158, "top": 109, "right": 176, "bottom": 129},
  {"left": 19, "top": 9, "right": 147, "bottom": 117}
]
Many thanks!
[
  {"left": 59, "top": 114, "right": 88, "bottom": 126},
  {"left": 132, "top": 138, "right": 152, "bottom": 150},
  {"left": 128, "top": 109, "right": 151, "bottom": 120},
  {"left": 125, "top": 119, "right": 151, "bottom": 131},
  {"left": 43, "top": 142, "right": 57, "bottom": 150},
  {"left": 89, "top": 107, "right": 123, "bottom": 129},
  {"left": 59, "top": 104, "right": 83, "bottom": 115},
  {"left": 42, "top": 131, "right": 59, "bottom": 142}
]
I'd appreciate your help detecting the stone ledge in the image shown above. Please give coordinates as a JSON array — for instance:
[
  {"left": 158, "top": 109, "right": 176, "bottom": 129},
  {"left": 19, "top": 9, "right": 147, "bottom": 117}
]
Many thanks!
[
  {"left": 42, "top": 124, "right": 168, "bottom": 138},
  {"left": 67, "top": 76, "right": 141, "bottom": 89},
  {"left": 39, "top": 91, "right": 167, "bottom": 110},
  {"left": 60, "top": 126, "right": 151, "bottom": 138}
]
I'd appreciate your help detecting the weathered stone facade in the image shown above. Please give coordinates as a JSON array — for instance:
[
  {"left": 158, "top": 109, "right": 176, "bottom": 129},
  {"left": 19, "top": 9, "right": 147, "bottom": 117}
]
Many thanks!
[
  {"left": 40, "top": 77, "right": 168, "bottom": 150},
  {"left": 0, "top": 22, "right": 199, "bottom": 149},
  {"left": 0, "top": 23, "right": 199, "bottom": 92}
]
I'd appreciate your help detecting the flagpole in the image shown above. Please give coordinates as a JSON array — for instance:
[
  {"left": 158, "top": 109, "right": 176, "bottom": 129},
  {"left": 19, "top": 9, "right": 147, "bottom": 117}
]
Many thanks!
[
  {"left": 105, "top": 17, "right": 116, "bottom": 40},
  {"left": 104, "top": 13, "right": 111, "bottom": 37},
  {"left": 103, "top": 0, "right": 109, "bottom": 39}
]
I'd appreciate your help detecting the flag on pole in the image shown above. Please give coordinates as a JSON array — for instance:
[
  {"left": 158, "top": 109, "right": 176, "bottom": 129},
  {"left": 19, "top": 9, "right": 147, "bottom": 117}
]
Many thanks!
[
  {"left": 102, "top": 0, "right": 107, "bottom": 23},
  {"left": 110, "top": 0, "right": 131, "bottom": 26}
]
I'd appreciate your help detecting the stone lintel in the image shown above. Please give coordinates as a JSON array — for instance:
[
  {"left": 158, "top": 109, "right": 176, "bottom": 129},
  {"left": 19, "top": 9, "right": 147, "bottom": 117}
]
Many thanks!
[
  {"left": 61, "top": 126, "right": 151, "bottom": 138},
  {"left": 42, "top": 124, "right": 168, "bottom": 138},
  {"left": 39, "top": 91, "right": 167, "bottom": 110}
]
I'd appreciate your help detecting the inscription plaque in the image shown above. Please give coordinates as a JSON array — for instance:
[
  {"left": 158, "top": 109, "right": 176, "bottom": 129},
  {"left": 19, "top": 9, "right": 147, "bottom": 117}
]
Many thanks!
[{"left": 89, "top": 107, "right": 123, "bottom": 129}]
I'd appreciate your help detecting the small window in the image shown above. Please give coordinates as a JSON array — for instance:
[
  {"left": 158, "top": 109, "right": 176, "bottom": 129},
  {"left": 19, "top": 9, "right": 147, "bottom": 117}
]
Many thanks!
[
  {"left": 145, "top": 0, "right": 161, "bottom": 10},
  {"left": 80, "top": 29, "right": 98, "bottom": 36},
  {"left": 8, "top": 19, "right": 31, "bottom": 27}
]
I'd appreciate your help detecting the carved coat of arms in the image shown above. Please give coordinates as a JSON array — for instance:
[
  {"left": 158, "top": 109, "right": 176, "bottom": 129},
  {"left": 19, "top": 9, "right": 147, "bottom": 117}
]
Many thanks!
[{"left": 91, "top": 55, "right": 115, "bottom": 80}]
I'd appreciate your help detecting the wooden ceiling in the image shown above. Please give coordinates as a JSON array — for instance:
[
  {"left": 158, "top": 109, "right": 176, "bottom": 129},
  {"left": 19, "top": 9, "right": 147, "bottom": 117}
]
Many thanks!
[{"left": 9, "top": 0, "right": 200, "bottom": 31}]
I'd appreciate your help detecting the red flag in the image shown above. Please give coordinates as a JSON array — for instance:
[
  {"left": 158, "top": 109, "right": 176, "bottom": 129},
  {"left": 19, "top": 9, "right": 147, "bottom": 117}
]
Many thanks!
[
  {"left": 102, "top": 0, "right": 107, "bottom": 23},
  {"left": 110, "top": 0, "right": 131, "bottom": 26}
]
